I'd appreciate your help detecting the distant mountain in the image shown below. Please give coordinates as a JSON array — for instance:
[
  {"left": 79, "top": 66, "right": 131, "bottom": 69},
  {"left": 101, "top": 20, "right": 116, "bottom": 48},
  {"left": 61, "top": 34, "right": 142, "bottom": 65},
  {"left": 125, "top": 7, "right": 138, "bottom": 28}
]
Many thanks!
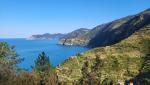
[
  {"left": 59, "top": 28, "right": 90, "bottom": 45},
  {"left": 59, "top": 8, "right": 150, "bottom": 48},
  {"left": 62, "top": 28, "right": 90, "bottom": 39},
  {"left": 27, "top": 33, "right": 65, "bottom": 40}
]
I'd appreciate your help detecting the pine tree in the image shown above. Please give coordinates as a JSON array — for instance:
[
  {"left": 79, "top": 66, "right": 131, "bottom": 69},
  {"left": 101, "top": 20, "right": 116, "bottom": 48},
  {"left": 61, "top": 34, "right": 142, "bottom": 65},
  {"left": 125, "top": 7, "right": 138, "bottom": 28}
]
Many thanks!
[
  {"left": 0, "top": 42, "right": 22, "bottom": 85},
  {"left": 34, "top": 52, "right": 52, "bottom": 73},
  {"left": 33, "top": 52, "right": 58, "bottom": 85},
  {"left": 0, "top": 42, "right": 22, "bottom": 67}
]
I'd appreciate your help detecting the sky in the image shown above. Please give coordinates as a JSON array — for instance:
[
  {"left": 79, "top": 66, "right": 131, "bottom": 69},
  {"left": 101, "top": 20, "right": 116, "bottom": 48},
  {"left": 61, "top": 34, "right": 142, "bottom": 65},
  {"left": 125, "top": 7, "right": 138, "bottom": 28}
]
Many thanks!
[{"left": 0, "top": 0, "right": 150, "bottom": 38}]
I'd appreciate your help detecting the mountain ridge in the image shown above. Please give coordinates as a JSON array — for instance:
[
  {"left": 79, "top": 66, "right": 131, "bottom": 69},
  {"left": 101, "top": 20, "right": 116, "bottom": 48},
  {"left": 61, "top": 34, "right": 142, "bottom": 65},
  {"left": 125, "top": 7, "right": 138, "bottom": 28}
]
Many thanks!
[
  {"left": 27, "top": 33, "right": 65, "bottom": 40},
  {"left": 59, "top": 28, "right": 90, "bottom": 45},
  {"left": 59, "top": 8, "right": 150, "bottom": 48}
]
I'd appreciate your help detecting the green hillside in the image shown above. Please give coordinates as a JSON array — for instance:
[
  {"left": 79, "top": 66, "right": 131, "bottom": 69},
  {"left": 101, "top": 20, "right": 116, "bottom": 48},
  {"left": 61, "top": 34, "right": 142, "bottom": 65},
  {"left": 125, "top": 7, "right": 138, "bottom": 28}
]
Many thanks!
[{"left": 57, "top": 25, "right": 150, "bottom": 85}]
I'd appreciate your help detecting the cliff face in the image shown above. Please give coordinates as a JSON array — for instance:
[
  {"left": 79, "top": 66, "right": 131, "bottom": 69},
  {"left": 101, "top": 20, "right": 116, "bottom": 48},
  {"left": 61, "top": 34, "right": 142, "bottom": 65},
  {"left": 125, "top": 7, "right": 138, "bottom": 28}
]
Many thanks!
[
  {"left": 59, "top": 28, "right": 90, "bottom": 46},
  {"left": 59, "top": 38, "right": 88, "bottom": 46},
  {"left": 59, "top": 8, "right": 150, "bottom": 48},
  {"left": 62, "top": 28, "right": 90, "bottom": 39},
  {"left": 27, "top": 33, "right": 65, "bottom": 40}
]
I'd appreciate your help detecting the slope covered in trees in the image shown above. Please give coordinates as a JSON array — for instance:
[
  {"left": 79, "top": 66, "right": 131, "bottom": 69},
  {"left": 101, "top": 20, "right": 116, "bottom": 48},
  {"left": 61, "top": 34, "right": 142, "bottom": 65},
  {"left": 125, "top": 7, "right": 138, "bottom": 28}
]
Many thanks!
[{"left": 57, "top": 24, "right": 150, "bottom": 85}]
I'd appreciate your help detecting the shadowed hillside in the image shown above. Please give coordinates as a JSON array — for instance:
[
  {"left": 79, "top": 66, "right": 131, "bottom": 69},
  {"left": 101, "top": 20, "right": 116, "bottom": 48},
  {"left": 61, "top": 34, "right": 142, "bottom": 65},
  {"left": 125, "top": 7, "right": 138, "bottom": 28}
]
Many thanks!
[{"left": 60, "top": 8, "right": 150, "bottom": 48}]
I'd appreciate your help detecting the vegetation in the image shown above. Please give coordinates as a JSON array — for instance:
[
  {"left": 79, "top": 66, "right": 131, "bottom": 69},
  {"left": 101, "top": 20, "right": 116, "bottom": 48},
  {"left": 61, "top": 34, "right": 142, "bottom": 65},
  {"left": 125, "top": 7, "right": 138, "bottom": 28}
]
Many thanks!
[
  {"left": 76, "top": 56, "right": 103, "bottom": 85},
  {"left": 0, "top": 8, "right": 150, "bottom": 85},
  {"left": 0, "top": 42, "right": 22, "bottom": 85},
  {"left": 57, "top": 25, "right": 150, "bottom": 85},
  {"left": 0, "top": 44, "right": 58, "bottom": 85},
  {"left": 33, "top": 52, "right": 58, "bottom": 85},
  {"left": 134, "top": 53, "right": 150, "bottom": 85},
  {"left": 0, "top": 42, "right": 22, "bottom": 66},
  {"left": 0, "top": 26, "right": 150, "bottom": 85}
]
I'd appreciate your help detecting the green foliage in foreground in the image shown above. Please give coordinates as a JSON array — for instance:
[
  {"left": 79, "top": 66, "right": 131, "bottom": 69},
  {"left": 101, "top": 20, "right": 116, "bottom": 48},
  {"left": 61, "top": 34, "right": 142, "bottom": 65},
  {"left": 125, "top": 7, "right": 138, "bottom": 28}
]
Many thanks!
[
  {"left": 34, "top": 52, "right": 53, "bottom": 72},
  {"left": 33, "top": 52, "right": 58, "bottom": 85},
  {"left": 141, "top": 53, "right": 150, "bottom": 73},
  {"left": 136, "top": 53, "right": 150, "bottom": 85},
  {"left": 0, "top": 42, "right": 22, "bottom": 67},
  {"left": 0, "top": 43, "right": 58, "bottom": 85}
]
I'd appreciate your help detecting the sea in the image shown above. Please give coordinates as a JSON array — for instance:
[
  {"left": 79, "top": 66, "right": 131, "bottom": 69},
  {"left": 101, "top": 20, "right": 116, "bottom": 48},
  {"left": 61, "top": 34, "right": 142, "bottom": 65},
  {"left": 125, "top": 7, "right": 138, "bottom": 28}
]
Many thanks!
[{"left": 0, "top": 38, "right": 89, "bottom": 71}]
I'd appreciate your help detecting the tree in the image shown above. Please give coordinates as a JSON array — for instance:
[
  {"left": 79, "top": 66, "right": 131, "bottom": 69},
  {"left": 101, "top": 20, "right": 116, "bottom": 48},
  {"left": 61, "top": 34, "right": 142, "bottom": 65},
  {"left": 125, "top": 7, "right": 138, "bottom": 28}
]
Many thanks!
[
  {"left": 33, "top": 52, "right": 58, "bottom": 85},
  {"left": 34, "top": 52, "right": 52, "bottom": 73},
  {"left": 77, "top": 55, "right": 103, "bottom": 85},
  {"left": 0, "top": 42, "right": 22, "bottom": 67},
  {"left": 0, "top": 42, "right": 22, "bottom": 85}
]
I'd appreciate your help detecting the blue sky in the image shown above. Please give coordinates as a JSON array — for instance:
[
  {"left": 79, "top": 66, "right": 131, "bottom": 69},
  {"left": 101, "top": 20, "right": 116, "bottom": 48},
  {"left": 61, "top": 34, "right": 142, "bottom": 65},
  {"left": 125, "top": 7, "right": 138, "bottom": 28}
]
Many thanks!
[{"left": 0, "top": 0, "right": 150, "bottom": 38}]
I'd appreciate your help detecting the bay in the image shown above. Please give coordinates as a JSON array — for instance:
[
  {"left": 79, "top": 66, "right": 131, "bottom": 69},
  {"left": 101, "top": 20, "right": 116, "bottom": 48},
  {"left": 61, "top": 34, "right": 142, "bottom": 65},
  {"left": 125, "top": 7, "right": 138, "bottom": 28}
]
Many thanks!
[{"left": 0, "top": 38, "right": 89, "bottom": 70}]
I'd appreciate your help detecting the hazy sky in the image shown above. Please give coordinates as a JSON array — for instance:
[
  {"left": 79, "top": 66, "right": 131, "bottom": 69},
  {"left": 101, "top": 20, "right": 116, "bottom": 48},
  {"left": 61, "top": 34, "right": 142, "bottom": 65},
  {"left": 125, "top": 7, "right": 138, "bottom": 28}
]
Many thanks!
[{"left": 0, "top": 0, "right": 150, "bottom": 38}]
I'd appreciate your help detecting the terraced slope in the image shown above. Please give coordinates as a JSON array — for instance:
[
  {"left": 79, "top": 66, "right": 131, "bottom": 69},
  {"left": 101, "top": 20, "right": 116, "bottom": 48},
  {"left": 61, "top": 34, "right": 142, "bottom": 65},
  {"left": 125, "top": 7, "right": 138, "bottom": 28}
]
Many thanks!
[{"left": 57, "top": 25, "right": 150, "bottom": 85}]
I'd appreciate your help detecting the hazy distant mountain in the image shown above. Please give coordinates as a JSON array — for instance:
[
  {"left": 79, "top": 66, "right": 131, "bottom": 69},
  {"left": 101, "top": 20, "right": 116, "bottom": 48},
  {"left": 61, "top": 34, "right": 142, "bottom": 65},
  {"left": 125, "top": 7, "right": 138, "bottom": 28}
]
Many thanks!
[
  {"left": 59, "top": 28, "right": 90, "bottom": 45},
  {"left": 59, "top": 8, "right": 150, "bottom": 48},
  {"left": 62, "top": 28, "right": 90, "bottom": 39},
  {"left": 27, "top": 33, "right": 65, "bottom": 40}
]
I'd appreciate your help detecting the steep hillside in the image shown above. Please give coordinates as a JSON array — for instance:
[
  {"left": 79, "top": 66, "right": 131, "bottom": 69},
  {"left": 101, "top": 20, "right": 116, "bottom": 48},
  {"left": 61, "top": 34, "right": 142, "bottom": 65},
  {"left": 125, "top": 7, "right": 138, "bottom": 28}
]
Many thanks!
[
  {"left": 57, "top": 25, "right": 150, "bottom": 84},
  {"left": 59, "top": 8, "right": 150, "bottom": 48},
  {"left": 61, "top": 28, "right": 90, "bottom": 39},
  {"left": 59, "top": 28, "right": 90, "bottom": 45}
]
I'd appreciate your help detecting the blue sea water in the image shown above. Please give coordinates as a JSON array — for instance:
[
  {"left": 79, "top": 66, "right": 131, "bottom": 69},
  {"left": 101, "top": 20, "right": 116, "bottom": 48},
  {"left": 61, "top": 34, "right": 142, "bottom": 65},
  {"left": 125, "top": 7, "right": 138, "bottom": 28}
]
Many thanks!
[{"left": 0, "top": 38, "right": 89, "bottom": 70}]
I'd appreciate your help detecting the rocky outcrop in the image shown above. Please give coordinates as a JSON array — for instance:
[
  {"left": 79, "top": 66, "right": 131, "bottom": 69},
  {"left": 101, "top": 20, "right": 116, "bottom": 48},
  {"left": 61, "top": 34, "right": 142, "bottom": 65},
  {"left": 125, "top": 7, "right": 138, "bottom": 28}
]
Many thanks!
[
  {"left": 59, "top": 28, "right": 90, "bottom": 45},
  {"left": 59, "top": 38, "right": 88, "bottom": 46}
]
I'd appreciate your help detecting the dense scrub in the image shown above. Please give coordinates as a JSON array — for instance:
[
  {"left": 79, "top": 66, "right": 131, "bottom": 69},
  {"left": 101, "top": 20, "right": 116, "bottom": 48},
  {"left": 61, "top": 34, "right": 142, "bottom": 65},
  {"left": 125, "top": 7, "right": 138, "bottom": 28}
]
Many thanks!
[{"left": 57, "top": 26, "right": 150, "bottom": 85}]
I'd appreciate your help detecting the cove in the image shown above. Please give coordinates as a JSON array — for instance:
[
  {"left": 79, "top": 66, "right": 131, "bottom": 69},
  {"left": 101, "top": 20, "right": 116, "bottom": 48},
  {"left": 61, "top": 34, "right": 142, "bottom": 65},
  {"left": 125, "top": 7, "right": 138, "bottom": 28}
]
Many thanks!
[{"left": 0, "top": 38, "right": 89, "bottom": 71}]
